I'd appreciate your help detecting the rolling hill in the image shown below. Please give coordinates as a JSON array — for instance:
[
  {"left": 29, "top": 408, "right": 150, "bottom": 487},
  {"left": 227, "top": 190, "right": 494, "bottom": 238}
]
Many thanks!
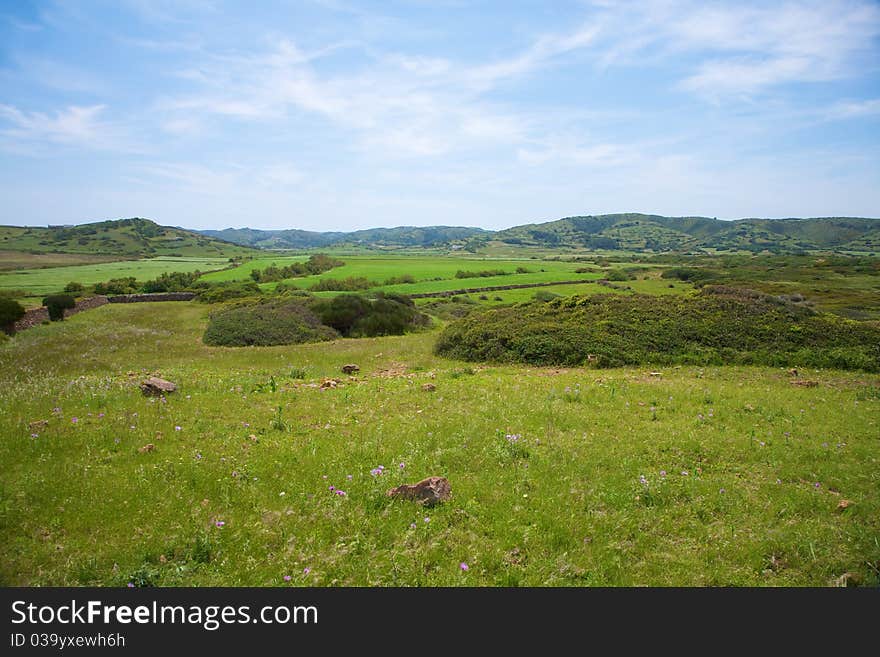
[
  {"left": 200, "top": 225, "right": 490, "bottom": 249},
  {"left": 488, "top": 214, "right": 880, "bottom": 253},
  {"left": 0, "top": 218, "right": 257, "bottom": 258}
]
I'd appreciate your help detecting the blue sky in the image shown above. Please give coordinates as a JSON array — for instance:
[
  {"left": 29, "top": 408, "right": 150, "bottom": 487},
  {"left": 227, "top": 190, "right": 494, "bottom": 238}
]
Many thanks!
[{"left": 1, "top": 0, "right": 878, "bottom": 231}]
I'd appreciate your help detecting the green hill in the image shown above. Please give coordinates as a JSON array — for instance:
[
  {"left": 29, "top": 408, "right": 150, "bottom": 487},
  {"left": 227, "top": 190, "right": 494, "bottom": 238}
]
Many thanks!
[
  {"left": 201, "top": 225, "right": 489, "bottom": 249},
  {"left": 0, "top": 218, "right": 257, "bottom": 258},
  {"left": 490, "top": 214, "right": 880, "bottom": 253}
]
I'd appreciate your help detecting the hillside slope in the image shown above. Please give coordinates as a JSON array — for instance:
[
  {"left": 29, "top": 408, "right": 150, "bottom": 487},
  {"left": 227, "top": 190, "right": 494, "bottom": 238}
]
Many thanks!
[
  {"left": 490, "top": 214, "right": 880, "bottom": 253},
  {"left": 0, "top": 218, "right": 257, "bottom": 258},
  {"left": 201, "top": 225, "right": 489, "bottom": 249}
]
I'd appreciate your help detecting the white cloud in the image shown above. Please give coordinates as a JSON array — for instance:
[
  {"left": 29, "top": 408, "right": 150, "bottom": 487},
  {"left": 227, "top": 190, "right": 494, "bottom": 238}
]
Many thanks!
[{"left": 0, "top": 104, "right": 114, "bottom": 148}]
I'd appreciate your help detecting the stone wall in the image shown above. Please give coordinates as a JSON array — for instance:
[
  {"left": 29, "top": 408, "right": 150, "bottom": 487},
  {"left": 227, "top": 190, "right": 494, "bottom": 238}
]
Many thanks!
[
  {"left": 107, "top": 292, "right": 197, "bottom": 303},
  {"left": 11, "top": 295, "right": 109, "bottom": 333},
  {"left": 408, "top": 279, "right": 595, "bottom": 299}
]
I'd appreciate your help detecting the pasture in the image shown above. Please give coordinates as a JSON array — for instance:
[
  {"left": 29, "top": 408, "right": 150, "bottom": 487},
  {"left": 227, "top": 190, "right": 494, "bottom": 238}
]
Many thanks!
[
  {"left": 0, "top": 256, "right": 232, "bottom": 301},
  {"left": 1, "top": 302, "right": 878, "bottom": 586}
]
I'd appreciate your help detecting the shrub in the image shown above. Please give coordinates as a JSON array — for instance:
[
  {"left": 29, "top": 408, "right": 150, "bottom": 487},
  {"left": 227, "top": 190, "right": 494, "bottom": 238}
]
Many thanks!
[
  {"left": 195, "top": 281, "right": 262, "bottom": 304},
  {"left": 455, "top": 269, "right": 509, "bottom": 279},
  {"left": 42, "top": 294, "right": 76, "bottom": 321},
  {"left": 309, "top": 277, "right": 373, "bottom": 292},
  {"left": 93, "top": 277, "right": 139, "bottom": 295},
  {"left": 313, "top": 293, "right": 428, "bottom": 337},
  {"left": 660, "top": 267, "right": 714, "bottom": 283},
  {"left": 63, "top": 281, "right": 85, "bottom": 295},
  {"left": 0, "top": 297, "right": 26, "bottom": 332},
  {"left": 603, "top": 269, "right": 632, "bottom": 282},
  {"left": 533, "top": 290, "right": 561, "bottom": 302},
  {"left": 435, "top": 286, "right": 880, "bottom": 371},
  {"left": 383, "top": 274, "right": 416, "bottom": 285},
  {"left": 203, "top": 299, "right": 338, "bottom": 347}
]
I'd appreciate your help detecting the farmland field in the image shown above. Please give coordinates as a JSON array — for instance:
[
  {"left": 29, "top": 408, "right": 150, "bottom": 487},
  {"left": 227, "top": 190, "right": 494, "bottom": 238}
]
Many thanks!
[
  {"left": 0, "top": 256, "right": 232, "bottom": 300},
  {"left": 1, "top": 301, "right": 878, "bottom": 586}
]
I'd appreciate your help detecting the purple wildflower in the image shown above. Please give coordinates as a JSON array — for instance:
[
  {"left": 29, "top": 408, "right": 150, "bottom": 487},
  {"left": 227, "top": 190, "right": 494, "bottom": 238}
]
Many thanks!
[
  {"left": 335, "top": 490, "right": 346, "bottom": 497},
  {"left": 424, "top": 516, "right": 430, "bottom": 523},
  {"left": 814, "top": 482, "right": 821, "bottom": 488},
  {"left": 215, "top": 520, "right": 225, "bottom": 527},
  {"left": 639, "top": 475, "right": 648, "bottom": 486},
  {"left": 399, "top": 462, "right": 405, "bottom": 469},
  {"left": 719, "top": 488, "right": 726, "bottom": 494},
  {"left": 174, "top": 425, "right": 181, "bottom": 431},
  {"left": 127, "top": 582, "right": 135, "bottom": 588},
  {"left": 30, "top": 433, "right": 39, "bottom": 439},
  {"left": 346, "top": 474, "right": 353, "bottom": 480},
  {"left": 659, "top": 470, "right": 667, "bottom": 477},
  {"left": 303, "top": 567, "right": 311, "bottom": 575},
  {"left": 283, "top": 575, "right": 291, "bottom": 582},
  {"left": 409, "top": 523, "right": 417, "bottom": 529},
  {"left": 71, "top": 417, "right": 78, "bottom": 424},
  {"left": 460, "top": 562, "right": 469, "bottom": 571},
  {"left": 98, "top": 413, "right": 105, "bottom": 418},
  {"left": 329, "top": 485, "right": 336, "bottom": 492}
]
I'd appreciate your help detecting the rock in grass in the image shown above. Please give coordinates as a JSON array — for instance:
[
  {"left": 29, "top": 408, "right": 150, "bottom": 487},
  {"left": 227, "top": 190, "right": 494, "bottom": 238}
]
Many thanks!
[
  {"left": 387, "top": 476, "right": 451, "bottom": 506},
  {"left": 341, "top": 363, "right": 360, "bottom": 375},
  {"left": 421, "top": 383, "right": 436, "bottom": 392},
  {"left": 790, "top": 380, "right": 818, "bottom": 388},
  {"left": 140, "top": 377, "right": 177, "bottom": 396},
  {"left": 138, "top": 443, "right": 155, "bottom": 453}
]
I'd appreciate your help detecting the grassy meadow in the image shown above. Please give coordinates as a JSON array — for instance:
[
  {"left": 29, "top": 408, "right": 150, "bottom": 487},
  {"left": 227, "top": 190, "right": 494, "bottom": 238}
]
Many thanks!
[
  {"left": 0, "top": 256, "right": 232, "bottom": 303},
  {"left": 1, "top": 301, "right": 878, "bottom": 587}
]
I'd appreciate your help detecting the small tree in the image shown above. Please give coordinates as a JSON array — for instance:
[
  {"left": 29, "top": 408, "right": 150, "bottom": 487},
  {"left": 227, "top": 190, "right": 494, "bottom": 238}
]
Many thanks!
[
  {"left": 63, "top": 281, "right": 85, "bottom": 295},
  {"left": 0, "top": 297, "right": 25, "bottom": 334},
  {"left": 43, "top": 294, "right": 76, "bottom": 321}
]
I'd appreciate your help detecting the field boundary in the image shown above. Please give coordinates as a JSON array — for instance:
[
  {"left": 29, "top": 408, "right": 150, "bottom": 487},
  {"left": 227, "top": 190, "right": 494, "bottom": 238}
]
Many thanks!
[
  {"left": 12, "top": 295, "right": 109, "bottom": 332},
  {"left": 108, "top": 292, "right": 197, "bottom": 303},
  {"left": 407, "top": 278, "right": 596, "bottom": 298}
]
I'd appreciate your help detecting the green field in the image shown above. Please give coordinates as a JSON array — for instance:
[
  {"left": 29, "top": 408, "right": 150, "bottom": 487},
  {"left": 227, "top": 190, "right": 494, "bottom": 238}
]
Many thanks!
[
  {"left": 0, "top": 256, "right": 232, "bottom": 299},
  {"left": 1, "top": 302, "right": 878, "bottom": 586},
  {"left": 202, "top": 255, "right": 579, "bottom": 285}
]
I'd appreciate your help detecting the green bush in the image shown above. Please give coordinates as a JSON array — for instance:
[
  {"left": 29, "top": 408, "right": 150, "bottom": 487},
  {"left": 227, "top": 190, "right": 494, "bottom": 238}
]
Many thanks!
[
  {"left": 93, "top": 277, "right": 139, "bottom": 295},
  {"left": 194, "top": 281, "right": 262, "bottom": 304},
  {"left": 0, "top": 297, "right": 25, "bottom": 333},
  {"left": 63, "top": 281, "right": 85, "bottom": 295},
  {"left": 309, "top": 277, "right": 373, "bottom": 292},
  {"left": 455, "top": 269, "right": 509, "bottom": 279},
  {"left": 314, "top": 293, "right": 428, "bottom": 337},
  {"left": 603, "top": 269, "right": 632, "bottom": 282},
  {"left": 435, "top": 286, "right": 880, "bottom": 371},
  {"left": 42, "top": 294, "right": 76, "bottom": 321},
  {"left": 203, "top": 299, "right": 338, "bottom": 347}
]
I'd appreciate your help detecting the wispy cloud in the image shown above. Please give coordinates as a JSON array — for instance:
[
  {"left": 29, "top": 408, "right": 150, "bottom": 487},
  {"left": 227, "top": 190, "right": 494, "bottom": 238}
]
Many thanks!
[{"left": 1, "top": 104, "right": 106, "bottom": 145}]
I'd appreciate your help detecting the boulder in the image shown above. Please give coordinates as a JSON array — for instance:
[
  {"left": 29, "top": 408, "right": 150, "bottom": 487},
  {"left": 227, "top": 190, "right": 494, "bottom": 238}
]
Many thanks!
[
  {"left": 140, "top": 377, "right": 177, "bottom": 396},
  {"left": 387, "top": 476, "right": 451, "bottom": 506},
  {"left": 341, "top": 364, "right": 360, "bottom": 375}
]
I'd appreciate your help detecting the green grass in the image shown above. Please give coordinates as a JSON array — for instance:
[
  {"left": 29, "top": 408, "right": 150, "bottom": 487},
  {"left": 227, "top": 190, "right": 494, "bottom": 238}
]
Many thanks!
[
  {"left": 0, "top": 251, "right": 127, "bottom": 272},
  {"left": 1, "top": 302, "right": 878, "bottom": 586},
  {"left": 204, "top": 255, "right": 580, "bottom": 287},
  {"left": 0, "top": 256, "right": 232, "bottom": 297}
]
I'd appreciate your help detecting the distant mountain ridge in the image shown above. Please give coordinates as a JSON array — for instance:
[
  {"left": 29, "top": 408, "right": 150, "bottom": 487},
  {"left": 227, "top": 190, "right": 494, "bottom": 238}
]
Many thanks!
[
  {"left": 3, "top": 214, "right": 878, "bottom": 256},
  {"left": 202, "top": 213, "right": 880, "bottom": 253},
  {"left": 200, "top": 225, "right": 490, "bottom": 249}
]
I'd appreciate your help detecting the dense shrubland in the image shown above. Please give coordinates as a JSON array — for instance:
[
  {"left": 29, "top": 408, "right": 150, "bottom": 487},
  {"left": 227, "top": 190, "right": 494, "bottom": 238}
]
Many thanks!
[
  {"left": 203, "top": 292, "right": 429, "bottom": 346},
  {"left": 435, "top": 286, "right": 880, "bottom": 371}
]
